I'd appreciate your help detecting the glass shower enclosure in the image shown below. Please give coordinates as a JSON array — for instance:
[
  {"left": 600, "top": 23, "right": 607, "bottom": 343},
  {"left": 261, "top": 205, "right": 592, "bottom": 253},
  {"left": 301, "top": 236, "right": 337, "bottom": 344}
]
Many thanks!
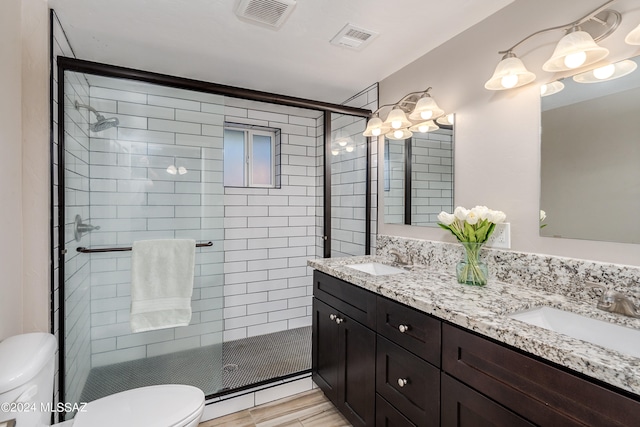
[{"left": 55, "top": 58, "right": 372, "bottom": 420}]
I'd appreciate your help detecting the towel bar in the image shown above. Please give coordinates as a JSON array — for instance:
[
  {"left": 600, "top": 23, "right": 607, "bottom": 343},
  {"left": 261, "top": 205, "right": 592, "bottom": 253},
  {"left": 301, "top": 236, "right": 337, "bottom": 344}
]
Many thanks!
[{"left": 76, "top": 241, "right": 213, "bottom": 253}]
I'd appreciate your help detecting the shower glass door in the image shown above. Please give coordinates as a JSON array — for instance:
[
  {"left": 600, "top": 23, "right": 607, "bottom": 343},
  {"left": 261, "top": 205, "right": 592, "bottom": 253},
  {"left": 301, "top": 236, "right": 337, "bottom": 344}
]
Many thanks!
[
  {"left": 60, "top": 70, "right": 224, "bottom": 415},
  {"left": 329, "top": 113, "right": 370, "bottom": 257}
]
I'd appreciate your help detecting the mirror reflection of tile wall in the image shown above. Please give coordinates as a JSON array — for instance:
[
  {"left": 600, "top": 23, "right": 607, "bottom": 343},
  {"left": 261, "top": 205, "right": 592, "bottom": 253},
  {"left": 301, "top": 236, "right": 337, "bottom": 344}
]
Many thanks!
[{"left": 383, "top": 128, "right": 454, "bottom": 227}]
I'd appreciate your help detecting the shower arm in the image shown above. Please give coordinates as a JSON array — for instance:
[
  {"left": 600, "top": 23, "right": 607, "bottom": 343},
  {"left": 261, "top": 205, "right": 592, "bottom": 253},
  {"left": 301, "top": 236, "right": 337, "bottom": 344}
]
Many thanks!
[{"left": 74, "top": 100, "right": 102, "bottom": 118}]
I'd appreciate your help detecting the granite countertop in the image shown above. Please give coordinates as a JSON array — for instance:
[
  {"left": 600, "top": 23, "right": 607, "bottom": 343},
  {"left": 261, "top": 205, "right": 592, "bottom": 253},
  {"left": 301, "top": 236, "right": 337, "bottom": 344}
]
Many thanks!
[{"left": 308, "top": 255, "right": 640, "bottom": 396}]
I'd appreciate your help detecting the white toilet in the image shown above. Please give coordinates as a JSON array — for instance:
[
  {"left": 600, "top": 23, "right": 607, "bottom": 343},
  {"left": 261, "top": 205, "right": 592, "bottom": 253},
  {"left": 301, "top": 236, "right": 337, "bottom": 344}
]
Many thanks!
[{"left": 0, "top": 333, "right": 205, "bottom": 427}]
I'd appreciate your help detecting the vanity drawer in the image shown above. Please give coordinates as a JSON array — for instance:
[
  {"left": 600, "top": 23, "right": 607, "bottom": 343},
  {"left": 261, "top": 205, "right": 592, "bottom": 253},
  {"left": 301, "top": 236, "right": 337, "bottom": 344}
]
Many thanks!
[
  {"left": 442, "top": 323, "right": 640, "bottom": 427},
  {"left": 376, "top": 394, "right": 417, "bottom": 427},
  {"left": 377, "top": 296, "right": 441, "bottom": 366},
  {"left": 376, "top": 336, "right": 440, "bottom": 427},
  {"left": 313, "top": 271, "right": 376, "bottom": 328}
]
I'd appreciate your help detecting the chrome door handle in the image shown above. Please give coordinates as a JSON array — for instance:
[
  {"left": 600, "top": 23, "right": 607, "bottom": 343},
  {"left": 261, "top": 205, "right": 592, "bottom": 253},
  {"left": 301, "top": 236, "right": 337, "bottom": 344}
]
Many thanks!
[
  {"left": 397, "top": 378, "right": 408, "bottom": 387},
  {"left": 398, "top": 324, "right": 409, "bottom": 333},
  {"left": 330, "top": 314, "right": 337, "bottom": 321},
  {"left": 335, "top": 317, "right": 344, "bottom": 324}
]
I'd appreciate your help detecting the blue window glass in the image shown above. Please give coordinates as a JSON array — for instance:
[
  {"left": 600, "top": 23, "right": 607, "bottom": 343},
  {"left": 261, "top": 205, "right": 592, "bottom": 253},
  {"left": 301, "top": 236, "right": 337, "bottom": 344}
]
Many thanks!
[{"left": 224, "top": 129, "right": 245, "bottom": 187}]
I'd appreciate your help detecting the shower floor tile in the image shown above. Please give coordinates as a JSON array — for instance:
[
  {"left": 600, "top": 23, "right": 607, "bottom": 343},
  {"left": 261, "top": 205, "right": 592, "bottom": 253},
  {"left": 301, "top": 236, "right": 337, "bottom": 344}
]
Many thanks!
[{"left": 80, "top": 326, "right": 311, "bottom": 403}]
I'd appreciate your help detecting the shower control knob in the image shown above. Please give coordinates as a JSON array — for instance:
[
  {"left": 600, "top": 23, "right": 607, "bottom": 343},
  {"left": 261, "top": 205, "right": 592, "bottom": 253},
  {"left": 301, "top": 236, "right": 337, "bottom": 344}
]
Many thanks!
[
  {"left": 335, "top": 317, "right": 344, "bottom": 324},
  {"left": 397, "top": 378, "right": 408, "bottom": 387},
  {"left": 330, "top": 314, "right": 337, "bottom": 321},
  {"left": 398, "top": 324, "right": 409, "bottom": 333}
]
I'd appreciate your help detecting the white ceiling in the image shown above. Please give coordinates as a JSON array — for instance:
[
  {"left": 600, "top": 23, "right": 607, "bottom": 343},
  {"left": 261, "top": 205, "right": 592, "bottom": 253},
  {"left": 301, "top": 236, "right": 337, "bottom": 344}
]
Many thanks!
[{"left": 50, "top": 0, "right": 514, "bottom": 104}]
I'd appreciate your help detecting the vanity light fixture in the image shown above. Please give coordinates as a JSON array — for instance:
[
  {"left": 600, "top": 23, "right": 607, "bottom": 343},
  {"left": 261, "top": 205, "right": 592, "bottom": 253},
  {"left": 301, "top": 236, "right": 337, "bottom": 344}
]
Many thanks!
[
  {"left": 540, "top": 80, "right": 565, "bottom": 97},
  {"left": 362, "top": 88, "right": 447, "bottom": 140},
  {"left": 626, "top": 23, "right": 640, "bottom": 45},
  {"left": 436, "top": 113, "right": 455, "bottom": 126},
  {"left": 485, "top": 0, "right": 621, "bottom": 91},
  {"left": 572, "top": 59, "right": 638, "bottom": 83}
]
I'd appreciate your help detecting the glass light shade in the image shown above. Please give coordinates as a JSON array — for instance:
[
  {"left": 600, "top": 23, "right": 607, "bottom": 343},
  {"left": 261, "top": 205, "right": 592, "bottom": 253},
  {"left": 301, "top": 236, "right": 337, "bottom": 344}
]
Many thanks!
[
  {"left": 331, "top": 149, "right": 339, "bottom": 156},
  {"left": 409, "top": 120, "right": 439, "bottom": 133},
  {"left": 542, "top": 30, "right": 609, "bottom": 72},
  {"left": 345, "top": 146, "right": 354, "bottom": 153},
  {"left": 385, "top": 128, "right": 413, "bottom": 140},
  {"left": 408, "top": 95, "right": 444, "bottom": 120},
  {"left": 383, "top": 107, "right": 412, "bottom": 130},
  {"left": 572, "top": 60, "right": 638, "bottom": 84},
  {"left": 363, "top": 116, "right": 389, "bottom": 137},
  {"left": 484, "top": 55, "right": 536, "bottom": 90},
  {"left": 436, "top": 113, "right": 455, "bottom": 126},
  {"left": 625, "top": 23, "right": 640, "bottom": 45},
  {"left": 540, "top": 80, "right": 565, "bottom": 97}
]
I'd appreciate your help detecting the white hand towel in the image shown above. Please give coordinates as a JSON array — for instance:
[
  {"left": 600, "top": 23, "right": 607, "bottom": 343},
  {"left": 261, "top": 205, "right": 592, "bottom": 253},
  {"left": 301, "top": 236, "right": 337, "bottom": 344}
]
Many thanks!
[{"left": 130, "top": 239, "right": 196, "bottom": 333}]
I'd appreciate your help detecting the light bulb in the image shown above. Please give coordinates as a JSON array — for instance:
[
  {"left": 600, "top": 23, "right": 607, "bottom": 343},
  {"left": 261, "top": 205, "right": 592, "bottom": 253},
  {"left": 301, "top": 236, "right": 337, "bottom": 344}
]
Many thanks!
[
  {"left": 372, "top": 128, "right": 381, "bottom": 136},
  {"left": 418, "top": 125, "right": 428, "bottom": 133},
  {"left": 338, "top": 139, "right": 347, "bottom": 147},
  {"left": 420, "top": 111, "right": 433, "bottom": 120},
  {"left": 345, "top": 146, "right": 354, "bottom": 153},
  {"left": 501, "top": 74, "right": 518, "bottom": 89},
  {"left": 166, "top": 165, "right": 177, "bottom": 175},
  {"left": 564, "top": 51, "right": 587, "bottom": 69},
  {"left": 393, "top": 130, "right": 404, "bottom": 139},
  {"left": 391, "top": 120, "right": 402, "bottom": 129},
  {"left": 178, "top": 166, "right": 187, "bottom": 175},
  {"left": 331, "top": 149, "right": 339, "bottom": 156},
  {"left": 593, "top": 64, "right": 615, "bottom": 80}
]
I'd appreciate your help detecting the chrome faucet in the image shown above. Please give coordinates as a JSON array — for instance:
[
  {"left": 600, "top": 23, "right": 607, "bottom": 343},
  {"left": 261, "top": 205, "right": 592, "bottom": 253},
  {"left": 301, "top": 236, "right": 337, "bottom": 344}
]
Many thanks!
[
  {"left": 586, "top": 282, "right": 640, "bottom": 318},
  {"left": 389, "top": 249, "right": 411, "bottom": 266}
]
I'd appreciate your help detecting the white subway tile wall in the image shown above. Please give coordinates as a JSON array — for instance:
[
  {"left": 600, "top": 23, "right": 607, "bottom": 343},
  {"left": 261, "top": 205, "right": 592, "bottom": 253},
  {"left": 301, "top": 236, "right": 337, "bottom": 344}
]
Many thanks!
[
  {"left": 221, "top": 98, "right": 323, "bottom": 341},
  {"left": 411, "top": 130, "right": 454, "bottom": 226}
]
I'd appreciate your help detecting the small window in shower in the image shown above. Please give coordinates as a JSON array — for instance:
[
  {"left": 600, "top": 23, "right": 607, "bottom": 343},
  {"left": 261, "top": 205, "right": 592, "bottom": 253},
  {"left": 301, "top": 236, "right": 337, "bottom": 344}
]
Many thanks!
[{"left": 224, "top": 123, "right": 280, "bottom": 188}]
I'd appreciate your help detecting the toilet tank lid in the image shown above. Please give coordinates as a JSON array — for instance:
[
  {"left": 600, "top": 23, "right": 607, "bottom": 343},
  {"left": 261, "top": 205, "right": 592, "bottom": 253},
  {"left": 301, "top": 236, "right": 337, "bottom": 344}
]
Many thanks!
[{"left": 0, "top": 333, "right": 57, "bottom": 394}]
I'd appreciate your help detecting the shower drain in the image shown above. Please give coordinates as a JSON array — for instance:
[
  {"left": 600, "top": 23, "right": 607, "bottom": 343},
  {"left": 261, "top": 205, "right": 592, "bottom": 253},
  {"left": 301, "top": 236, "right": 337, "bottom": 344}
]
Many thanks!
[{"left": 223, "top": 363, "right": 239, "bottom": 372}]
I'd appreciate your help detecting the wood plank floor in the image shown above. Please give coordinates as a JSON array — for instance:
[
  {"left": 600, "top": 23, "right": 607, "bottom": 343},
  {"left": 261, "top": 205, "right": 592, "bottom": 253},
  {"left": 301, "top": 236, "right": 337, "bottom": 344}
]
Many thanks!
[{"left": 199, "top": 389, "right": 352, "bottom": 427}]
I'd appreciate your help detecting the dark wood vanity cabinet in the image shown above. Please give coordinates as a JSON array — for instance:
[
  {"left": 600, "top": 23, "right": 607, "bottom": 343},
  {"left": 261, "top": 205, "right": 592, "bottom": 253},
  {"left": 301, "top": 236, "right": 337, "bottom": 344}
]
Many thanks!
[
  {"left": 313, "top": 272, "right": 376, "bottom": 427},
  {"left": 442, "top": 323, "right": 640, "bottom": 427},
  {"left": 312, "top": 270, "right": 640, "bottom": 427}
]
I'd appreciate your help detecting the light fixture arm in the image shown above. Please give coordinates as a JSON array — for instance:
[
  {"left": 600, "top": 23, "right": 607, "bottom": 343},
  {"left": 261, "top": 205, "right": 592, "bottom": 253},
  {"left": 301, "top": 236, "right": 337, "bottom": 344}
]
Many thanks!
[
  {"left": 497, "top": 0, "right": 617, "bottom": 55},
  {"left": 370, "top": 88, "right": 432, "bottom": 116}
]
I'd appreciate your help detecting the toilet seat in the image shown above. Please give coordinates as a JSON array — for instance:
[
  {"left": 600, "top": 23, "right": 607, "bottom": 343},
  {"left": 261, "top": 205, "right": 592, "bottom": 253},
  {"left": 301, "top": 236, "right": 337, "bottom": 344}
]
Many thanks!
[{"left": 72, "top": 384, "right": 204, "bottom": 427}]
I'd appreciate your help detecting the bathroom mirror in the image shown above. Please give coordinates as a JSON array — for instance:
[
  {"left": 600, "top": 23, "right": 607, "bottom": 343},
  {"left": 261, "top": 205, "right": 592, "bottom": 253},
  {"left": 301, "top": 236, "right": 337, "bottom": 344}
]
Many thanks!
[
  {"left": 383, "top": 126, "right": 454, "bottom": 226},
  {"left": 540, "top": 55, "right": 640, "bottom": 243}
]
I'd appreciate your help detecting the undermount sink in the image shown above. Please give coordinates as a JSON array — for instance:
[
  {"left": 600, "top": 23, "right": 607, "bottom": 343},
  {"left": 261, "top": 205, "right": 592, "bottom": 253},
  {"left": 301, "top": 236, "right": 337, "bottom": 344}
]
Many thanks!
[
  {"left": 509, "top": 306, "right": 640, "bottom": 358},
  {"left": 345, "top": 262, "right": 406, "bottom": 276}
]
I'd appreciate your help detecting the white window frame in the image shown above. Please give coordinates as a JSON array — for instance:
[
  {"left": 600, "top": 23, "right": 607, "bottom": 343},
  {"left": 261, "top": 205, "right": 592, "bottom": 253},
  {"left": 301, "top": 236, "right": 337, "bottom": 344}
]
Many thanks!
[{"left": 224, "top": 123, "right": 278, "bottom": 188}]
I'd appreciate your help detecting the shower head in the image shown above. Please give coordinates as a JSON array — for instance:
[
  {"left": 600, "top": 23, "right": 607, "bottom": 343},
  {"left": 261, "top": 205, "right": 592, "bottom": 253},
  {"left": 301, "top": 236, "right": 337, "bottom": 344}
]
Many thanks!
[
  {"left": 74, "top": 100, "right": 119, "bottom": 132},
  {"left": 90, "top": 115, "right": 119, "bottom": 132}
]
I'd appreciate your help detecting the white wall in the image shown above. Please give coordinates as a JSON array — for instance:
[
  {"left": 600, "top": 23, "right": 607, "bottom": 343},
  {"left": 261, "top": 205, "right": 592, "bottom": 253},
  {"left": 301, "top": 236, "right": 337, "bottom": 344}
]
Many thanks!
[
  {"left": 0, "top": 0, "right": 49, "bottom": 341},
  {"left": 0, "top": 0, "right": 25, "bottom": 340},
  {"left": 379, "top": 0, "right": 640, "bottom": 266}
]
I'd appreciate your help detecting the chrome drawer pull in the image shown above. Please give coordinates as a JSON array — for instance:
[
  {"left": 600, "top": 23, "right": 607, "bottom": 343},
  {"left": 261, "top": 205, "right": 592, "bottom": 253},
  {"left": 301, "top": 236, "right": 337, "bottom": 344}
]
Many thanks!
[
  {"left": 398, "top": 324, "right": 410, "bottom": 333},
  {"left": 335, "top": 317, "right": 344, "bottom": 324},
  {"left": 330, "top": 314, "right": 337, "bottom": 321},
  {"left": 397, "top": 378, "right": 408, "bottom": 387}
]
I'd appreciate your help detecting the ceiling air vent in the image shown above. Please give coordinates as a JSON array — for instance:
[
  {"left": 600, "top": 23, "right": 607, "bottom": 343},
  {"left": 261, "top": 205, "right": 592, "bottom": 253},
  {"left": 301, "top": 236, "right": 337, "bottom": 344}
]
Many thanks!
[
  {"left": 235, "top": 0, "right": 297, "bottom": 29},
  {"left": 330, "top": 24, "right": 379, "bottom": 50}
]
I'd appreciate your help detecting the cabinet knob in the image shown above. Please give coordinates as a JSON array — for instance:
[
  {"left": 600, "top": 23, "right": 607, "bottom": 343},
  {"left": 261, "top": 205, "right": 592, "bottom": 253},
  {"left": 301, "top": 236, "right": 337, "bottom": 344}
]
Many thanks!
[
  {"left": 330, "top": 314, "right": 337, "bottom": 321},
  {"left": 397, "top": 378, "right": 408, "bottom": 387},
  {"left": 398, "top": 324, "right": 409, "bottom": 333},
  {"left": 335, "top": 317, "right": 344, "bottom": 324}
]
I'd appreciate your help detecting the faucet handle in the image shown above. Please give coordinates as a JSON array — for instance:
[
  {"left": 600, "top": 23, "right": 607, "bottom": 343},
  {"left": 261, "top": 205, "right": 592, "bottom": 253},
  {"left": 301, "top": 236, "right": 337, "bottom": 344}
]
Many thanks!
[{"left": 585, "top": 282, "right": 607, "bottom": 292}]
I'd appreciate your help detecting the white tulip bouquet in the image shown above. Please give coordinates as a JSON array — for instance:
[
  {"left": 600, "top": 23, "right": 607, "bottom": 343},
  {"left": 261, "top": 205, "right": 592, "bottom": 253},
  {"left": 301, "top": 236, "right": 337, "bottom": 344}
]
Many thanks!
[
  {"left": 437, "top": 206, "right": 506, "bottom": 243},
  {"left": 438, "top": 206, "right": 506, "bottom": 286}
]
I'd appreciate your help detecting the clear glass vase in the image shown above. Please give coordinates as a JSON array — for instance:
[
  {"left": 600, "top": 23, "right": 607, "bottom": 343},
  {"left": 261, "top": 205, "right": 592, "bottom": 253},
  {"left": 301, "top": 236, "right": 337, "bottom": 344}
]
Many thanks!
[{"left": 456, "top": 242, "right": 488, "bottom": 286}]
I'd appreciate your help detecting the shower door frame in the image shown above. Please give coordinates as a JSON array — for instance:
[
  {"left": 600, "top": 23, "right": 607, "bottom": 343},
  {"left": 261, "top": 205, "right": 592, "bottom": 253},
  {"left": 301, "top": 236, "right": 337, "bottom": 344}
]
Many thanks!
[{"left": 54, "top": 56, "right": 372, "bottom": 405}]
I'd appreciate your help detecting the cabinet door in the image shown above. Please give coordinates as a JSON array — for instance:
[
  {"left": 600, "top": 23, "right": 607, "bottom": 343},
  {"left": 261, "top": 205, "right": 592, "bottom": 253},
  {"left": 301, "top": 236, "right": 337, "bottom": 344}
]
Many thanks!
[
  {"left": 312, "top": 299, "right": 340, "bottom": 403},
  {"left": 441, "top": 374, "right": 535, "bottom": 427},
  {"left": 338, "top": 310, "right": 376, "bottom": 427}
]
